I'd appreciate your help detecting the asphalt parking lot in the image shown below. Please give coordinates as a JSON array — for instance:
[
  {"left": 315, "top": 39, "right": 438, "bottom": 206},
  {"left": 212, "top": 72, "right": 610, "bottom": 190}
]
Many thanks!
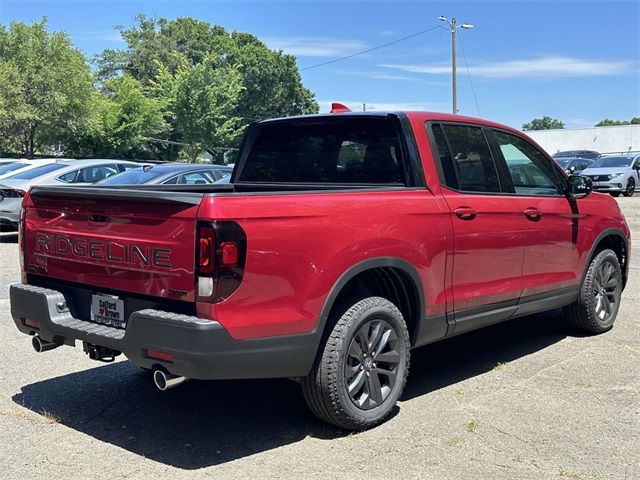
[{"left": 0, "top": 199, "right": 638, "bottom": 480}]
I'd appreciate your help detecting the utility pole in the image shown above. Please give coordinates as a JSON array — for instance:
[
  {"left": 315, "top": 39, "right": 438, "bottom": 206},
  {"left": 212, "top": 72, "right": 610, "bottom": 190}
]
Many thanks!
[{"left": 439, "top": 16, "right": 474, "bottom": 114}]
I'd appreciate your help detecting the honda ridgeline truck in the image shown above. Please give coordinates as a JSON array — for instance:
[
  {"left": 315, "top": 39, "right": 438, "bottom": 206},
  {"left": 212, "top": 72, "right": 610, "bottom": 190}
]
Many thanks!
[{"left": 9, "top": 109, "right": 630, "bottom": 430}]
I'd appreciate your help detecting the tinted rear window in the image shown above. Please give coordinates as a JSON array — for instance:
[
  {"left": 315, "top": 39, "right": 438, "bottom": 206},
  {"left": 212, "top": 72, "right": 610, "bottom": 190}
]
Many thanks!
[
  {"left": 99, "top": 167, "right": 164, "bottom": 185},
  {"left": 9, "top": 163, "right": 66, "bottom": 180},
  {"left": 238, "top": 117, "right": 406, "bottom": 184}
]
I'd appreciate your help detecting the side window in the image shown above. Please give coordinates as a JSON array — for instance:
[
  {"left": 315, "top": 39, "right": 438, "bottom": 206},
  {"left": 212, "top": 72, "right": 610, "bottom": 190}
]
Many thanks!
[
  {"left": 437, "top": 124, "right": 500, "bottom": 193},
  {"left": 163, "top": 175, "right": 179, "bottom": 184},
  {"left": 493, "top": 130, "right": 562, "bottom": 196},
  {"left": 58, "top": 170, "right": 79, "bottom": 183},
  {"left": 180, "top": 171, "right": 215, "bottom": 185},
  {"left": 74, "top": 165, "right": 120, "bottom": 183}
]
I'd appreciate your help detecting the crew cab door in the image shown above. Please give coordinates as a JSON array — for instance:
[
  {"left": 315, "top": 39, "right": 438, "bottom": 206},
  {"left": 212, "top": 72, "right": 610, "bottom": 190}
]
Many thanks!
[
  {"left": 428, "top": 123, "right": 525, "bottom": 333},
  {"left": 487, "top": 129, "right": 581, "bottom": 301}
]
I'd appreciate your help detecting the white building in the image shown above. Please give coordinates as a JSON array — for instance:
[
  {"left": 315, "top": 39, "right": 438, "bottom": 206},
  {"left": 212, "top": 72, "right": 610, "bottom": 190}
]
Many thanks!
[{"left": 525, "top": 124, "right": 640, "bottom": 156}]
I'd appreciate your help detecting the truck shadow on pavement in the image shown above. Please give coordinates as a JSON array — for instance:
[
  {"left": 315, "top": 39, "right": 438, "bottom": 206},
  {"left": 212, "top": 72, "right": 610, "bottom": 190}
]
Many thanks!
[{"left": 12, "top": 309, "right": 571, "bottom": 470}]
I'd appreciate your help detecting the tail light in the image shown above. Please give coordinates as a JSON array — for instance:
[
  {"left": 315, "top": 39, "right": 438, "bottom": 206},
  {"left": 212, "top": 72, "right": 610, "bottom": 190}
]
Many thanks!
[
  {"left": 196, "top": 221, "right": 247, "bottom": 302},
  {"left": 1, "top": 188, "right": 26, "bottom": 198},
  {"left": 19, "top": 204, "right": 26, "bottom": 283}
]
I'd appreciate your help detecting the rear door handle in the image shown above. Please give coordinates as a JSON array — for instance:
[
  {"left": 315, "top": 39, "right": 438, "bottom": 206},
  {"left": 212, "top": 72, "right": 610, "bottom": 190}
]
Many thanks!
[
  {"left": 454, "top": 207, "right": 477, "bottom": 220},
  {"left": 524, "top": 208, "right": 542, "bottom": 220}
]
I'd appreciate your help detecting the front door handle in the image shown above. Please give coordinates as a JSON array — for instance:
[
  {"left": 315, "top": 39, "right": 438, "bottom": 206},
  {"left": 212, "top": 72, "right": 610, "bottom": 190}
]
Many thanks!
[
  {"left": 454, "top": 207, "right": 477, "bottom": 220},
  {"left": 524, "top": 207, "right": 542, "bottom": 221}
]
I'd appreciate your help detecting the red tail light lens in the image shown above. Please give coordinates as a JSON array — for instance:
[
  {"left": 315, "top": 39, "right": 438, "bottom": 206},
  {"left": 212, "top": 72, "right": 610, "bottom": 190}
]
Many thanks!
[
  {"left": 197, "top": 225, "right": 216, "bottom": 275},
  {"left": 220, "top": 241, "right": 239, "bottom": 266},
  {"left": 195, "top": 221, "right": 246, "bottom": 303}
]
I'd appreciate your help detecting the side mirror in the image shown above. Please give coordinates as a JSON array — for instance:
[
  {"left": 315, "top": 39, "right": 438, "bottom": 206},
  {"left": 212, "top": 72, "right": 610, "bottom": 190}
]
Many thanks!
[{"left": 566, "top": 174, "right": 592, "bottom": 199}]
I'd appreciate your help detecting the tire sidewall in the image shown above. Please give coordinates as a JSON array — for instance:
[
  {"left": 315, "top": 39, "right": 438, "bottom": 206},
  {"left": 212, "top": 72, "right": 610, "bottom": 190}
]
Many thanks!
[{"left": 330, "top": 298, "right": 410, "bottom": 425}]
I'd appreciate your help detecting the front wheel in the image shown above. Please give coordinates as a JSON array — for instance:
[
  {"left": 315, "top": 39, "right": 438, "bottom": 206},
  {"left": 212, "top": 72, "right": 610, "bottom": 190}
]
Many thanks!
[
  {"left": 623, "top": 178, "right": 635, "bottom": 197},
  {"left": 564, "top": 249, "right": 623, "bottom": 334},
  {"left": 302, "top": 296, "right": 410, "bottom": 430}
]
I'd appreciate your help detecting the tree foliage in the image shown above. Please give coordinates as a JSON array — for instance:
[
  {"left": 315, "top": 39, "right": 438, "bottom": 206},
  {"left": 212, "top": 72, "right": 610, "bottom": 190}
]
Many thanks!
[
  {"left": 0, "top": 19, "right": 94, "bottom": 156},
  {"left": 522, "top": 116, "right": 565, "bottom": 131},
  {"left": 595, "top": 118, "right": 640, "bottom": 127},
  {"left": 0, "top": 16, "right": 319, "bottom": 159}
]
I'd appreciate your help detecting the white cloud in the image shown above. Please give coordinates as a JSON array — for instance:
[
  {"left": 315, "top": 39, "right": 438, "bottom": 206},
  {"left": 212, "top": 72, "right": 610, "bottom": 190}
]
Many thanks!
[
  {"left": 263, "top": 36, "right": 368, "bottom": 57},
  {"left": 318, "top": 99, "right": 447, "bottom": 113},
  {"left": 380, "top": 56, "right": 637, "bottom": 78}
]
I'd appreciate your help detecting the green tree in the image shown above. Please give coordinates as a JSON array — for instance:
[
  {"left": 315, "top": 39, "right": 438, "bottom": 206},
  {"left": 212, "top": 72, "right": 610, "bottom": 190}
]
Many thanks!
[
  {"left": 595, "top": 118, "right": 640, "bottom": 127},
  {"left": 64, "top": 75, "right": 166, "bottom": 158},
  {"left": 522, "top": 117, "right": 565, "bottom": 131},
  {"left": 0, "top": 19, "right": 94, "bottom": 156},
  {"left": 96, "top": 15, "right": 319, "bottom": 157},
  {"left": 155, "top": 59, "right": 244, "bottom": 161}
]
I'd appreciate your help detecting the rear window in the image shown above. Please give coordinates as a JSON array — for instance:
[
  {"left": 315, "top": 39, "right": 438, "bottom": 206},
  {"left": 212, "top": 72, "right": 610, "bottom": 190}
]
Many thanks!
[
  {"left": 98, "top": 167, "right": 164, "bottom": 185},
  {"left": 238, "top": 117, "right": 406, "bottom": 184},
  {"left": 0, "top": 162, "right": 28, "bottom": 176},
  {"left": 9, "top": 163, "right": 66, "bottom": 180}
]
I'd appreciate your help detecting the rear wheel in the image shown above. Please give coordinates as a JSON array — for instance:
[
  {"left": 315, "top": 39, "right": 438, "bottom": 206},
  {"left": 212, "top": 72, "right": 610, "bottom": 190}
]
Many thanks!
[
  {"left": 564, "top": 249, "right": 622, "bottom": 334},
  {"left": 302, "top": 296, "right": 410, "bottom": 430},
  {"left": 623, "top": 178, "right": 635, "bottom": 197}
]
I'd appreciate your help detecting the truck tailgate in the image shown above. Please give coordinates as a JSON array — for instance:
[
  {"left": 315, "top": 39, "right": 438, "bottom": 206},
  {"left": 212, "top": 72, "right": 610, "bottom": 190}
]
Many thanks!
[{"left": 23, "top": 187, "right": 202, "bottom": 303}]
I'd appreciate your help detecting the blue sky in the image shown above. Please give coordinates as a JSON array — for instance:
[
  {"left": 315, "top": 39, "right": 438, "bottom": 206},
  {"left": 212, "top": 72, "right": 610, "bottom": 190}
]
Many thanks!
[{"left": 1, "top": 0, "right": 638, "bottom": 129}]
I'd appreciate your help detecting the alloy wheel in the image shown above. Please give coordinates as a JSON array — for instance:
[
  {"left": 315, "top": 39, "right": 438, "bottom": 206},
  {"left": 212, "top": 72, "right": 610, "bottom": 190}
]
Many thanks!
[
  {"left": 593, "top": 260, "right": 619, "bottom": 321},
  {"left": 344, "top": 319, "right": 402, "bottom": 410}
]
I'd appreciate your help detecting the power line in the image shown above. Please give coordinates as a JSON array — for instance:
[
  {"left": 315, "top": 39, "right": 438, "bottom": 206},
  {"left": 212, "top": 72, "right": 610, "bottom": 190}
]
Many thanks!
[
  {"left": 299, "top": 25, "right": 443, "bottom": 72},
  {"left": 456, "top": 29, "right": 482, "bottom": 117}
]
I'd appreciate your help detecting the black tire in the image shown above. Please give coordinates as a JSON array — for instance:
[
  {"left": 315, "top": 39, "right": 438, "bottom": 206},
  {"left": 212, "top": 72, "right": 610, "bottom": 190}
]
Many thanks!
[
  {"left": 623, "top": 178, "right": 635, "bottom": 197},
  {"left": 302, "top": 296, "right": 410, "bottom": 430},
  {"left": 564, "top": 249, "right": 622, "bottom": 334},
  {"left": 610, "top": 192, "right": 621, "bottom": 197}
]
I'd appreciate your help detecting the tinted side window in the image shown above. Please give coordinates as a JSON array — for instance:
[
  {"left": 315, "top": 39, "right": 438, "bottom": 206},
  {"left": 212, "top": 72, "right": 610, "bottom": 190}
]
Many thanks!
[
  {"left": 440, "top": 124, "right": 500, "bottom": 193},
  {"left": 76, "top": 165, "right": 120, "bottom": 183},
  {"left": 493, "top": 130, "right": 562, "bottom": 196}
]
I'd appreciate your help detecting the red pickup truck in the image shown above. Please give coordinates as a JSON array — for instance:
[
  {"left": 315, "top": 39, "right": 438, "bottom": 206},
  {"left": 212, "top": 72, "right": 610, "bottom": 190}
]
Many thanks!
[{"left": 10, "top": 111, "right": 630, "bottom": 430}]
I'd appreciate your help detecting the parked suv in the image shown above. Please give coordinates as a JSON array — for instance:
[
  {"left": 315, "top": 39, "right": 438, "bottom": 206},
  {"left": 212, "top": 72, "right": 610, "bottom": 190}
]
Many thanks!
[
  {"left": 581, "top": 154, "right": 640, "bottom": 197},
  {"left": 9, "top": 111, "right": 630, "bottom": 430}
]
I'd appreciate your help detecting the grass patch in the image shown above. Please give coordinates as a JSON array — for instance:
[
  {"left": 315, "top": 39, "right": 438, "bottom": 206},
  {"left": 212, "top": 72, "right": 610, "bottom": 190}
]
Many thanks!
[
  {"left": 40, "top": 409, "right": 60, "bottom": 425},
  {"left": 445, "top": 436, "right": 461, "bottom": 446},
  {"left": 493, "top": 361, "right": 511, "bottom": 371},
  {"left": 453, "top": 388, "right": 465, "bottom": 402},
  {"left": 466, "top": 419, "right": 479, "bottom": 433},
  {"left": 559, "top": 469, "right": 580, "bottom": 478}
]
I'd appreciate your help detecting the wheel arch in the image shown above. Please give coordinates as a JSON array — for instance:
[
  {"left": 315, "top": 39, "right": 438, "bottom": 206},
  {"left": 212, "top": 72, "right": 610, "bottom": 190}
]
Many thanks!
[
  {"left": 584, "top": 228, "right": 629, "bottom": 289},
  {"left": 314, "top": 258, "right": 425, "bottom": 349}
]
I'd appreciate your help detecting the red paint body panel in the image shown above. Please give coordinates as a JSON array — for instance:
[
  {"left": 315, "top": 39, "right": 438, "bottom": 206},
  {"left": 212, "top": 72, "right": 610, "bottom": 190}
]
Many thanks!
[
  {"left": 20, "top": 111, "right": 631, "bottom": 343},
  {"left": 24, "top": 195, "right": 198, "bottom": 302}
]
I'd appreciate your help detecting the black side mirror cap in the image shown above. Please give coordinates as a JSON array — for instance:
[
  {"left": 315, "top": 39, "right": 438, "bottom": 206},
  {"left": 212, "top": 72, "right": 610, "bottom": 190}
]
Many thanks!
[{"left": 566, "top": 174, "right": 592, "bottom": 199}]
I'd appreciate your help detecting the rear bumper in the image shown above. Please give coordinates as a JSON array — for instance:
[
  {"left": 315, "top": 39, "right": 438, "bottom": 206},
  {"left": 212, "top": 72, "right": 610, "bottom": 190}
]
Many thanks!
[{"left": 9, "top": 283, "right": 318, "bottom": 380}]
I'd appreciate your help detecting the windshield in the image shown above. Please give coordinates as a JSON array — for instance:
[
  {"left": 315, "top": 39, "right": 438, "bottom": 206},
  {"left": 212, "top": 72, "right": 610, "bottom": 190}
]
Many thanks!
[
  {"left": 0, "top": 162, "right": 28, "bottom": 175},
  {"left": 98, "top": 167, "right": 164, "bottom": 185},
  {"left": 555, "top": 159, "right": 570, "bottom": 167},
  {"left": 9, "top": 163, "right": 66, "bottom": 180},
  {"left": 590, "top": 156, "right": 633, "bottom": 168}
]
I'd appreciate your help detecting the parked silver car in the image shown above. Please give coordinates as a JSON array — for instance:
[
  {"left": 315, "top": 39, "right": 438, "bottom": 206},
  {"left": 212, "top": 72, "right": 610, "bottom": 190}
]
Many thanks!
[
  {"left": 580, "top": 154, "right": 640, "bottom": 197},
  {"left": 0, "top": 159, "right": 141, "bottom": 228}
]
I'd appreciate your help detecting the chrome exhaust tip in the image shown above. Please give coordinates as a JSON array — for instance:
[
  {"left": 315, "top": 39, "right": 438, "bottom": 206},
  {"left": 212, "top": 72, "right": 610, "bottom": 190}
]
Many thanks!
[
  {"left": 32, "top": 335, "right": 60, "bottom": 353},
  {"left": 153, "top": 369, "right": 188, "bottom": 391}
]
